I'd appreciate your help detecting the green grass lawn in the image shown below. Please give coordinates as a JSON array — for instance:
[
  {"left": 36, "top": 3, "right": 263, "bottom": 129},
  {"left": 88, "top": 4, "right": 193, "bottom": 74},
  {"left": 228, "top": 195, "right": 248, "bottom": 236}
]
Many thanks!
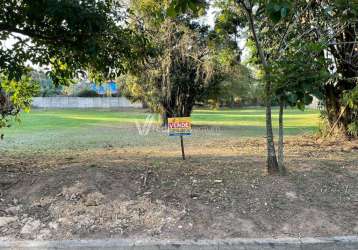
[{"left": 0, "top": 107, "right": 320, "bottom": 152}]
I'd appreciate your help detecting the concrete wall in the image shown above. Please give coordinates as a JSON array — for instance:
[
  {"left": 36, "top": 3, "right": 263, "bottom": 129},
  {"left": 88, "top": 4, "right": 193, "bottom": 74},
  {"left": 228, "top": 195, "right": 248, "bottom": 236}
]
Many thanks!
[
  {"left": 306, "top": 96, "right": 320, "bottom": 109},
  {"left": 32, "top": 97, "right": 142, "bottom": 109}
]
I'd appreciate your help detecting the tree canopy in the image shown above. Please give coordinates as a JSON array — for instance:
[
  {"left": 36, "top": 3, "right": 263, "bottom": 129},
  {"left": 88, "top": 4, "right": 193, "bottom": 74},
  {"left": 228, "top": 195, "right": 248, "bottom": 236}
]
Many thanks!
[
  {"left": 0, "top": 0, "right": 150, "bottom": 129},
  {"left": 168, "top": 0, "right": 358, "bottom": 174},
  {"left": 0, "top": 0, "right": 148, "bottom": 83},
  {"left": 121, "top": 0, "right": 246, "bottom": 125}
]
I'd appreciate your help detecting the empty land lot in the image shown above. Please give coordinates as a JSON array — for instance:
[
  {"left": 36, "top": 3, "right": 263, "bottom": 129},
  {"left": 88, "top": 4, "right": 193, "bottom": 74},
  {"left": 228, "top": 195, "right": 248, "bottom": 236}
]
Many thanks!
[{"left": 0, "top": 108, "right": 357, "bottom": 240}]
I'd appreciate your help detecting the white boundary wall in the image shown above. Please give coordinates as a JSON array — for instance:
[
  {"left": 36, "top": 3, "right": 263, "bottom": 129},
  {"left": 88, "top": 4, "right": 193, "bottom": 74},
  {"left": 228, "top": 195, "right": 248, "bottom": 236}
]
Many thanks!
[
  {"left": 32, "top": 97, "right": 142, "bottom": 109},
  {"left": 306, "top": 96, "right": 320, "bottom": 109}
]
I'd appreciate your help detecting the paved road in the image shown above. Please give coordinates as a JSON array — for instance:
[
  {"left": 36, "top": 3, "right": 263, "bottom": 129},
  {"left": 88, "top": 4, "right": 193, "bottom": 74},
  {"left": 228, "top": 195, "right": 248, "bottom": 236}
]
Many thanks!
[{"left": 0, "top": 236, "right": 357, "bottom": 250}]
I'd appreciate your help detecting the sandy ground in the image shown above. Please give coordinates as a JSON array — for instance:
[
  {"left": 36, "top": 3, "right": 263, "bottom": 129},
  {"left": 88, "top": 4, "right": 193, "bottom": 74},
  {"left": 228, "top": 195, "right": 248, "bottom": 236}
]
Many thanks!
[{"left": 0, "top": 136, "right": 357, "bottom": 240}]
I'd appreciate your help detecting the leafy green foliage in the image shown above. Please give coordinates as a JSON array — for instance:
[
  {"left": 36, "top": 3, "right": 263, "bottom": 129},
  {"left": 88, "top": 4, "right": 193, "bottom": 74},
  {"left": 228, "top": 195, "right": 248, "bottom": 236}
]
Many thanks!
[
  {"left": 123, "top": 1, "right": 239, "bottom": 120},
  {"left": 127, "top": 0, "right": 257, "bottom": 117},
  {"left": 265, "top": 0, "right": 292, "bottom": 23},
  {"left": 272, "top": 42, "right": 329, "bottom": 110},
  {"left": 31, "top": 70, "right": 62, "bottom": 97},
  {"left": 167, "top": 0, "right": 206, "bottom": 17},
  {"left": 343, "top": 86, "right": 358, "bottom": 110},
  {"left": 347, "top": 122, "right": 358, "bottom": 137},
  {"left": 343, "top": 85, "right": 358, "bottom": 136},
  {"left": 0, "top": 0, "right": 150, "bottom": 130},
  {"left": 124, "top": 19, "right": 219, "bottom": 118},
  {"left": 305, "top": 0, "right": 358, "bottom": 135},
  {"left": 0, "top": 0, "right": 147, "bottom": 83},
  {"left": 0, "top": 76, "right": 39, "bottom": 129},
  {"left": 203, "top": 60, "right": 260, "bottom": 107}
]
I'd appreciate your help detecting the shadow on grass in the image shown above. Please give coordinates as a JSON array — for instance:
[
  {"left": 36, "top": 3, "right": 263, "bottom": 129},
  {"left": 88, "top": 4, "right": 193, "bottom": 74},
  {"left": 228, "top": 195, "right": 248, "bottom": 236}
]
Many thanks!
[{"left": 0, "top": 124, "right": 320, "bottom": 154}]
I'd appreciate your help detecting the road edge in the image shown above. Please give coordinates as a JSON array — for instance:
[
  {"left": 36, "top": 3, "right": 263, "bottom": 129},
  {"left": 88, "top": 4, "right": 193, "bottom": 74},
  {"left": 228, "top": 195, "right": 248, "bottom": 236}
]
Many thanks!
[{"left": 0, "top": 236, "right": 357, "bottom": 249}]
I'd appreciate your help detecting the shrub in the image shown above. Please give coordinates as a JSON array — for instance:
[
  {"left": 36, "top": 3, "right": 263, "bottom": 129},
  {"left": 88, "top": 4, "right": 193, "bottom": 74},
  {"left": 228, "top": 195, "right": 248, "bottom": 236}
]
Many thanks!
[
  {"left": 40, "top": 88, "right": 61, "bottom": 97},
  {"left": 77, "top": 89, "right": 98, "bottom": 97}
]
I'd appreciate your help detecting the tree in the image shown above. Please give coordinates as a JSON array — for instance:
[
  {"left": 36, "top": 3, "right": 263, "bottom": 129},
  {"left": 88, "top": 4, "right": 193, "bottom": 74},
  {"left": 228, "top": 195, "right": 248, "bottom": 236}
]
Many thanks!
[
  {"left": 167, "top": 0, "right": 281, "bottom": 173},
  {"left": 271, "top": 42, "right": 329, "bottom": 168},
  {"left": 122, "top": 0, "right": 241, "bottom": 126},
  {"left": 0, "top": 0, "right": 147, "bottom": 129},
  {"left": 0, "top": 0, "right": 144, "bottom": 81},
  {"left": 219, "top": 0, "right": 296, "bottom": 174},
  {"left": 122, "top": 18, "right": 220, "bottom": 126},
  {"left": 204, "top": 8, "right": 254, "bottom": 108},
  {"left": 300, "top": 0, "right": 358, "bottom": 137},
  {"left": 202, "top": 63, "right": 253, "bottom": 108},
  {"left": 168, "top": 0, "right": 330, "bottom": 174}
]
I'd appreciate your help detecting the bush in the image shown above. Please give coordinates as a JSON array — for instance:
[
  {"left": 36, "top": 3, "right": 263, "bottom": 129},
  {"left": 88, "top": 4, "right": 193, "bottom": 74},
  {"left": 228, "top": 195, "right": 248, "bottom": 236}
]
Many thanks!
[
  {"left": 40, "top": 88, "right": 61, "bottom": 97},
  {"left": 347, "top": 122, "right": 358, "bottom": 137},
  {"left": 77, "top": 89, "right": 98, "bottom": 97}
]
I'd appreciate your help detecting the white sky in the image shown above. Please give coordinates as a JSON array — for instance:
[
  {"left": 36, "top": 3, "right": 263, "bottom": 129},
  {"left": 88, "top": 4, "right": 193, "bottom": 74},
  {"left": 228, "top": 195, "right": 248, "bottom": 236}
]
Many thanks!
[{"left": 197, "top": 4, "right": 219, "bottom": 29}]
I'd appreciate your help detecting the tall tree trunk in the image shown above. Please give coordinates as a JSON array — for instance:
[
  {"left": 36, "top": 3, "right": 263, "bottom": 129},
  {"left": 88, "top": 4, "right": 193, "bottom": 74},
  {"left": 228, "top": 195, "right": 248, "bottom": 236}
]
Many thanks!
[
  {"left": 244, "top": 5, "right": 279, "bottom": 174},
  {"left": 324, "top": 84, "right": 341, "bottom": 128},
  {"left": 278, "top": 100, "right": 286, "bottom": 173},
  {"left": 265, "top": 79, "right": 280, "bottom": 174},
  {"left": 161, "top": 110, "right": 170, "bottom": 128},
  {"left": 0, "top": 87, "right": 4, "bottom": 139}
]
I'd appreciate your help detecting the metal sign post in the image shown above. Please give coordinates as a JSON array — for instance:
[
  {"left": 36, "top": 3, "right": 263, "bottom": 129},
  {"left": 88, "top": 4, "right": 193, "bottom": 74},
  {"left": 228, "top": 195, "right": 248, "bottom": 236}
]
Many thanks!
[{"left": 180, "top": 135, "right": 185, "bottom": 160}]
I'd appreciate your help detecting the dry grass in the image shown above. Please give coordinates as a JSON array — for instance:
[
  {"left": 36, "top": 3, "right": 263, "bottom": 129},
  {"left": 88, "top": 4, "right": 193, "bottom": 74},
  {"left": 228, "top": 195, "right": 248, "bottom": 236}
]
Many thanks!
[{"left": 0, "top": 136, "right": 357, "bottom": 240}]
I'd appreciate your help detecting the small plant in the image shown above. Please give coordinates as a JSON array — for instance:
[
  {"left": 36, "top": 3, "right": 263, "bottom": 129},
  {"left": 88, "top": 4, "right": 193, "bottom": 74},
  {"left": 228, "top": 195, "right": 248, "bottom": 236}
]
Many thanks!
[
  {"left": 343, "top": 86, "right": 358, "bottom": 137},
  {"left": 347, "top": 122, "right": 358, "bottom": 137}
]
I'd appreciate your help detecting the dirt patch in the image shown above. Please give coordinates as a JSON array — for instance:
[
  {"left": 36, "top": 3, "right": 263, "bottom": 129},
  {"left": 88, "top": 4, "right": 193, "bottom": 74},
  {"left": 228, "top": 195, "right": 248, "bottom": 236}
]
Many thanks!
[{"left": 0, "top": 136, "right": 357, "bottom": 240}]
